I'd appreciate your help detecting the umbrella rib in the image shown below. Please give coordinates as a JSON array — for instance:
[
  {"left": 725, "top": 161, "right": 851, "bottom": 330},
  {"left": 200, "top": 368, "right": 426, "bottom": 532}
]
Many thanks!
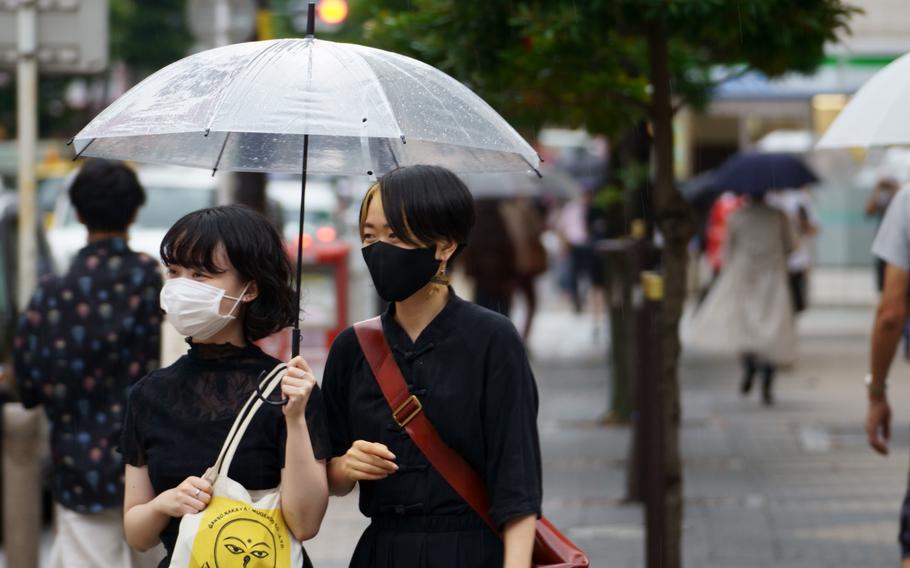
[
  {"left": 327, "top": 43, "right": 403, "bottom": 139},
  {"left": 522, "top": 156, "right": 542, "bottom": 178},
  {"left": 204, "top": 40, "right": 289, "bottom": 134},
  {"left": 72, "top": 138, "right": 95, "bottom": 161},
  {"left": 386, "top": 138, "right": 399, "bottom": 169},
  {"left": 211, "top": 132, "right": 232, "bottom": 175},
  {"left": 381, "top": 55, "right": 474, "bottom": 147}
]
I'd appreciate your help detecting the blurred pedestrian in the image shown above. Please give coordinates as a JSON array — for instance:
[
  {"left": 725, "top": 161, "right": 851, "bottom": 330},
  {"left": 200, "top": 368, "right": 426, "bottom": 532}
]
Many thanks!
[
  {"left": 462, "top": 198, "right": 518, "bottom": 316},
  {"left": 500, "top": 196, "right": 548, "bottom": 343},
  {"left": 863, "top": 184, "right": 910, "bottom": 567},
  {"left": 686, "top": 195, "right": 795, "bottom": 405},
  {"left": 767, "top": 188, "right": 820, "bottom": 314},
  {"left": 705, "top": 192, "right": 744, "bottom": 277},
  {"left": 866, "top": 176, "right": 901, "bottom": 291},
  {"left": 120, "top": 205, "right": 330, "bottom": 567},
  {"left": 555, "top": 190, "right": 594, "bottom": 313},
  {"left": 13, "top": 160, "right": 163, "bottom": 567},
  {"left": 322, "top": 165, "right": 542, "bottom": 567}
]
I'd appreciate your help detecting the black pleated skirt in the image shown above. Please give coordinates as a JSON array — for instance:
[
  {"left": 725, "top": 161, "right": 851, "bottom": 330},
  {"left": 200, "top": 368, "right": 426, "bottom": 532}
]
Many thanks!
[{"left": 349, "top": 514, "right": 503, "bottom": 568}]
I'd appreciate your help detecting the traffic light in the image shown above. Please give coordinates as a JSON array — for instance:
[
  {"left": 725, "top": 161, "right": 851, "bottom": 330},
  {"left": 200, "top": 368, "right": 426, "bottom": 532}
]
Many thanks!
[{"left": 317, "top": 0, "right": 348, "bottom": 26}]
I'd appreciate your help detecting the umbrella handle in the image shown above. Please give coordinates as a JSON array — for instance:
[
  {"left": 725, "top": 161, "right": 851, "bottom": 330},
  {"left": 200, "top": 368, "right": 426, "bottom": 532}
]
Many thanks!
[{"left": 253, "top": 370, "right": 289, "bottom": 407}]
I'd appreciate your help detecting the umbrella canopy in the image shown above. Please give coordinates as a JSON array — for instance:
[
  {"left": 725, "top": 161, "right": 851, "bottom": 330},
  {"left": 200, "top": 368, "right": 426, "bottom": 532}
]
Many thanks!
[
  {"left": 710, "top": 152, "right": 818, "bottom": 197},
  {"left": 817, "top": 51, "right": 910, "bottom": 148},
  {"left": 459, "top": 169, "right": 581, "bottom": 200},
  {"left": 72, "top": 38, "right": 539, "bottom": 176},
  {"left": 460, "top": 172, "right": 538, "bottom": 198}
]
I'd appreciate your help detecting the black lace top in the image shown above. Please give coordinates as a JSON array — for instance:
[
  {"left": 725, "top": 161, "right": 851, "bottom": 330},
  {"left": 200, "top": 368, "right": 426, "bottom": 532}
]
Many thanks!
[{"left": 120, "top": 340, "right": 330, "bottom": 567}]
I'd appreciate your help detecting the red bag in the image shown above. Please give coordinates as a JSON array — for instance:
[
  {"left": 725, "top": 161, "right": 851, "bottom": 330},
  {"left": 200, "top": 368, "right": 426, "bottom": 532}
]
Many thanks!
[{"left": 354, "top": 317, "right": 590, "bottom": 568}]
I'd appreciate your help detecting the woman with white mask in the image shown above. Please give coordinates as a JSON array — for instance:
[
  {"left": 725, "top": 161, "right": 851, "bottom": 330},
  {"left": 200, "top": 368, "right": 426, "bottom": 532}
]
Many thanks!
[{"left": 120, "top": 205, "right": 330, "bottom": 567}]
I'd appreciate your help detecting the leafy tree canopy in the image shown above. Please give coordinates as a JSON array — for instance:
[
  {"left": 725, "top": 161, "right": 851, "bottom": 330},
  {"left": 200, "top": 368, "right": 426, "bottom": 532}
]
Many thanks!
[{"left": 351, "top": 0, "right": 857, "bottom": 138}]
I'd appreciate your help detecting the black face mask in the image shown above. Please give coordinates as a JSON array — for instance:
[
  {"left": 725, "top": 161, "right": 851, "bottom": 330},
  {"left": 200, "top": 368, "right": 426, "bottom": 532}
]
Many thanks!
[{"left": 361, "top": 241, "right": 441, "bottom": 303}]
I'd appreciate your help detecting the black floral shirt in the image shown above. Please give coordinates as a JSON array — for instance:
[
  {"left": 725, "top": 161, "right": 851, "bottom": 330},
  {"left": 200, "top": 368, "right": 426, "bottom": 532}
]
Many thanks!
[{"left": 13, "top": 237, "right": 162, "bottom": 513}]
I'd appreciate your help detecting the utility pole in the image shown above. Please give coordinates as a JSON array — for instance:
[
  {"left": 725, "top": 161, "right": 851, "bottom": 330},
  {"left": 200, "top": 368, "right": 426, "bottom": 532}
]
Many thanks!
[
  {"left": 232, "top": 0, "right": 272, "bottom": 214},
  {"left": 16, "top": 0, "right": 38, "bottom": 310},
  {"left": 9, "top": 7, "right": 42, "bottom": 568}
]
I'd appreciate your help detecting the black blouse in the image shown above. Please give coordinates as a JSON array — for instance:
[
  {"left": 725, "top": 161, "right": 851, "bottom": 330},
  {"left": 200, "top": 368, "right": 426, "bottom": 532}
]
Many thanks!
[
  {"left": 120, "top": 340, "right": 330, "bottom": 567},
  {"left": 322, "top": 293, "right": 542, "bottom": 529}
]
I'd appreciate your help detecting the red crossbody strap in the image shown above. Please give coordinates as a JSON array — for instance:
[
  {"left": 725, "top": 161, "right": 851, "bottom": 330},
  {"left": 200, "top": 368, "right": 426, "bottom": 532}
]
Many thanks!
[{"left": 353, "top": 317, "right": 499, "bottom": 535}]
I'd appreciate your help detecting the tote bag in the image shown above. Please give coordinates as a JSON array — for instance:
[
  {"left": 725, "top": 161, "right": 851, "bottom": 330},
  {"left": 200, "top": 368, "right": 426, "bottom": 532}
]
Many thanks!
[{"left": 168, "top": 363, "right": 305, "bottom": 568}]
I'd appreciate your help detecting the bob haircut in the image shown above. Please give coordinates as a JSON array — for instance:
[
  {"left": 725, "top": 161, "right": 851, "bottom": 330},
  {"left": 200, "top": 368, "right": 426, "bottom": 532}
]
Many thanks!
[
  {"left": 359, "top": 165, "right": 475, "bottom": 254},
  {"left": 160, "top": 205, "right": 295, "bottom": 341},
  {"left": 69, "top": 159, "right": 145, "bottom": 232}
]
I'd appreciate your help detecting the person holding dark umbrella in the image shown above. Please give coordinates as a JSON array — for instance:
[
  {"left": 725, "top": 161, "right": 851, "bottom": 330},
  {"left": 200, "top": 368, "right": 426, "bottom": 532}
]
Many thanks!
[{"left": 686, "top": 177, "right": 798, "bottom": 405}]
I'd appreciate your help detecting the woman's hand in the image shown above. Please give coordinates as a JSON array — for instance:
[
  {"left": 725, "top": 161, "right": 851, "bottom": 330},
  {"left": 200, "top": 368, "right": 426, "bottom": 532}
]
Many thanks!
[
  {"left": 283, "top": 356, "right": 317, "bottom": 423},
  {"left": 153, "top": 476, "right": 212, "bottom": 517},
  {"left": 339, "top": 440, "right": 398, "bottom": 482}
]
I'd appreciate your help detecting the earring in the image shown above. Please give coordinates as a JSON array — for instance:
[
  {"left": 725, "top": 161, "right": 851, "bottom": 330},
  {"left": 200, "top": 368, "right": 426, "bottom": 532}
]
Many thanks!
[{"left": 430, "top": 261, "right": 449, "bottom": 291}]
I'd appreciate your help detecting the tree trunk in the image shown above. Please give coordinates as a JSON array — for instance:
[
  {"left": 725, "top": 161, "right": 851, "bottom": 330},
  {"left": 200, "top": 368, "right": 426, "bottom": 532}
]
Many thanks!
[
  {"left": 233, "top": 172, "right": 268, "bottom": 213},
  {"left": 647, "top": 22, "right": 693, "bottom": 568}
]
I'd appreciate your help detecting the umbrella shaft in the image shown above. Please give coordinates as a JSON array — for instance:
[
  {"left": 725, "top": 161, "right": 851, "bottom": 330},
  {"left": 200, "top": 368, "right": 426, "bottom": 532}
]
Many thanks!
[{"left": 293, "top": 133, "right": 310, "bottom": 358}]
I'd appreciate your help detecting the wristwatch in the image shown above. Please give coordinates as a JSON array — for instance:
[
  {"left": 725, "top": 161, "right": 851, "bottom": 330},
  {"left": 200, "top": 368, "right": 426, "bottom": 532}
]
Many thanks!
[{"left": 865, "top": 374, "right": 887, "bottom": 399}]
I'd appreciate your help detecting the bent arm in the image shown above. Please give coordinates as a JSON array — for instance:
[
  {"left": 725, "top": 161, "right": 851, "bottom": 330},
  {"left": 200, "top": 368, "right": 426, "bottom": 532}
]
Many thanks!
[
  {"left": 123, "top": 465, "right": 170, "bottom": 552},
  {"left": 281, "top": 417, "right": 329, "bottom": 541},
  {"left": 870, "top": 263, "right": 910, "bottom": 389},
  {"left": 327, "top": 456, "right": 357, "bottom": 496}
]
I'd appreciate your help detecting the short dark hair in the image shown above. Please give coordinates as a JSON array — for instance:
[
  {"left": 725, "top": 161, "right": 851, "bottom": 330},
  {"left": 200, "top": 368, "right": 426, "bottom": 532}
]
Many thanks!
[
  {"left": 69, "top": 159, "right": 145, "bottom": 232},
  {"left": 359, "top": 165, "right": 476, "bottom": 250},
  {"left": 160, "top": 205, "right": 295, "bottom": 341}
]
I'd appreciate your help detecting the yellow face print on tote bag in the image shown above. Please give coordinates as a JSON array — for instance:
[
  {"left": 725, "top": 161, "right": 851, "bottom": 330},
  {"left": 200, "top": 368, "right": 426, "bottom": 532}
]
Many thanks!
[{"left": 190, "top": 496, "right": 291, "bottom": 568}]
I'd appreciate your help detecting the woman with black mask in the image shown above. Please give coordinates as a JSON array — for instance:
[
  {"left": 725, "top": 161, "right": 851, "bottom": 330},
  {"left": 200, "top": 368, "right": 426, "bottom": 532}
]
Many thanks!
[{"left": 321, "top": 165, "right": 542, "bottom": 568}]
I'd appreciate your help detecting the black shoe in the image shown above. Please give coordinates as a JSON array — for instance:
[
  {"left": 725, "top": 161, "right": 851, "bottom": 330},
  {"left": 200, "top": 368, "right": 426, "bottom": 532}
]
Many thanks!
[
  {"left": 761, "top": 367, "right": 775, "bottom": 406},
  {"left": 741, "top": 355, "right": 757, "bottom": 395}
]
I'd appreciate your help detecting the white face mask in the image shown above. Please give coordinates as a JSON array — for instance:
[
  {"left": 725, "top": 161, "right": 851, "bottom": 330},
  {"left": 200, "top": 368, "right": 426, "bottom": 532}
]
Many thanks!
[{"left": 160, "top": 278, "right": 251, "bottom": 340}]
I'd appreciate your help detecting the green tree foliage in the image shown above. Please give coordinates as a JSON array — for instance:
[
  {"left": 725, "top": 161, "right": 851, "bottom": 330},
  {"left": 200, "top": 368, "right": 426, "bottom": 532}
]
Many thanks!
[
  {"left": 354, "top": 0, "right": 856, "bottom": 139},
  {"left": 111, "top": 0, "right": 193, "bottom": 77}
]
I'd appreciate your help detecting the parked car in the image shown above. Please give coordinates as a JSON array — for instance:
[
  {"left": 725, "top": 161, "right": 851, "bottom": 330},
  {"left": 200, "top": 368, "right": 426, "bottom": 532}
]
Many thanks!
[{"left": 46, "top": 165, "right": 219, "bottom": 272}]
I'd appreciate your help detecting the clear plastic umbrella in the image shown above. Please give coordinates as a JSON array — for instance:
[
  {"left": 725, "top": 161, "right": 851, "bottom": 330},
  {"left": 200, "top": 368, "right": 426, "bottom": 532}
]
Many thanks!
[
  {"left": 71, "top": 4, "right": 538, "bottom": 370},
  {"left": 71, "top": 40, "right": 539, "bottom": 176},
  {"left": 460, "top": 169, "right": 582, "bottom": 200}
]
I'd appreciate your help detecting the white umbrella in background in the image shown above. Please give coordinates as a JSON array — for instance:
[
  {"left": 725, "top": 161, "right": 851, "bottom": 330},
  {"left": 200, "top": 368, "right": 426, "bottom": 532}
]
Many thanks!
[{"left": 817, "top": 51, "right": 910, "bottom": 148}]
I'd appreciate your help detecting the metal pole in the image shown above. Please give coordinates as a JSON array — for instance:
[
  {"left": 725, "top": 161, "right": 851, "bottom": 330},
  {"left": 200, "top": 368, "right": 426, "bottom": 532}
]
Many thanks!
[
  {"left": 214, "top": 0, "right": 233, "bottom": 205},
  {"left": 639, "top": 271, "right": 666, "bottom": 568},
  {"left": 3, "top": 404, "right": 42, "bottom": 568},
  {"left": 10, "top": 8, "right": 42, "bottom": 566},
  {"left": 16, "top": 0, "right": 38, "bottom": 310}
]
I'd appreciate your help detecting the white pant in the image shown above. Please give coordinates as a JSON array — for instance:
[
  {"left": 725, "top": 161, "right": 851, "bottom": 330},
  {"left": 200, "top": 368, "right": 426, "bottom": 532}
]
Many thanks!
[{"left": 49, "top": 504, "right": 164, "bottom": 568}]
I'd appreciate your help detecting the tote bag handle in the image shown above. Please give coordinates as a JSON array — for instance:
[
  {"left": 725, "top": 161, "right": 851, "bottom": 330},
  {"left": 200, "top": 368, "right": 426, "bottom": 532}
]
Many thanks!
[{"left": 204, "top": 363, "right": 287, "bottom": 484}]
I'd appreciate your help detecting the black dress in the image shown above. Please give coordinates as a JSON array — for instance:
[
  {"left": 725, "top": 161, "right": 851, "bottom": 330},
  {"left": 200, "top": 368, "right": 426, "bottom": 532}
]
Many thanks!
[
  {"left": 322, "top": 293, "right": 543, "bottom": 568},
  {"left": 120, "top": 340, "right": 331, "bottom": 568}
]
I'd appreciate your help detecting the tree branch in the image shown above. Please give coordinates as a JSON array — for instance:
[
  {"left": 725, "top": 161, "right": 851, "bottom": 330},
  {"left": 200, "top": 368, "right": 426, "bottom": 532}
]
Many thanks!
[{"left": 671, "top": 65, "right": 751, "bottom": 116}]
